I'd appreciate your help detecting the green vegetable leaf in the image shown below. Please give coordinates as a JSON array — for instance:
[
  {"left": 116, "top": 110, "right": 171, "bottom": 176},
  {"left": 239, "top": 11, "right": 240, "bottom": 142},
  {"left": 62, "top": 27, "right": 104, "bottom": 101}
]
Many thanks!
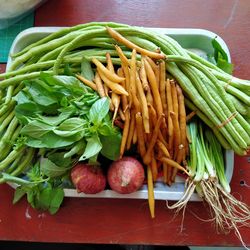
[
  {"left": 26, "top": 162, "right": 44, "bottom": 182},
  {"left": 13, "top": 73, "right": 122, "bottom": 168},
  {"left": 212, "top": 37, "right": 234, "bottom": 74},
  {"left": 89, "top": 97, "right": 110, "bottom": 125},
  {"left": 21, "top": 120, "right": 55, "bottom": 139},
  {"left": 64, "top": 63, "right": 74, "bottom": 76},
  {"left": 54, "top": 75, "right": 84, "bottom": 92},
  {"left": 37, "top": 185, "right": 53, "bottom": 210},
  {"left": 53, "top": 117, "right": 87, "bottom": 138},
  {"left": 48, "top": 188, "right": 64, "bottom": 215},
  {"left": 63, "top": 140, "right": 86, "bottom": 158},
  {"left": 100, "top": 132, "right": 121, "bottom": 160},
  {"left": 14, "top": 91, "right": 31, "bottom": 104},
  {"left": 53, "top": 130, "right": 82, "bottom": 138},
  {"left": 98, "top": 121, "right": 115, "bottom": 136},
  {"left": 216, "top": 58, "right": 234, "bottom": 75},
  {"left": 27, "top": 189, "right": 36, "bottom": 207},
  {"left": 15, "top": 102, "right": 41, "bottom": 124},
  {"left": 25, "top": 79, "right": 59, "bottom": 107},
  {"left": 48, "top": 152, "right": 73, "bottom": 168},
  {"left": 8, "top": 159, "right": 65, "bottom": 215},
  {"left": 81, "top": 56, "right": 95, "bottom": 81},
  {"left": 79, "top": 134, "right": 102, "bottom": 161},
  {"left": 40, "top": 157, "right": 71, "bottom": 178},
  {"left": 25, "top": 132, "right": 76, "bottom": 148},
  {"left": 40, "top": 73, "right": 85, "bottom": 95},
  {"left": 33, "top": 184, "right": 64, "bottom": 214},
  {"left": 58, "top": 117, "right": 86, "bottom": 131},
  {"left": 212, "top": 38, "right": 229, "bottom": 62},
  {"left": 13, "top": 186, "right": 27, "bottom": 204},
  {"left": 36, "top": 110, "right": 73, "bottom": 126}
]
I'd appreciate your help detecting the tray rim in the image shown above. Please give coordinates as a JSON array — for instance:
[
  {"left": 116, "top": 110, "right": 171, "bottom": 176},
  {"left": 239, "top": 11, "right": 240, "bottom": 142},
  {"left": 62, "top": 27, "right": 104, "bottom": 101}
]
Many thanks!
[{"left": 5, "top": 26, "right": 234, "bottom": 201}]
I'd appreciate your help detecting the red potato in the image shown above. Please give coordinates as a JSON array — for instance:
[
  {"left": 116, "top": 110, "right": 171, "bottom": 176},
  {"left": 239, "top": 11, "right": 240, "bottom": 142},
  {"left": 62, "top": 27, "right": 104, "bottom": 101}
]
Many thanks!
[
  {"left": 107, "top": 156, "right": 145, "bottom": 194},
  {"left": 71, "top": 163, "right": 106, "bottom": 194}
]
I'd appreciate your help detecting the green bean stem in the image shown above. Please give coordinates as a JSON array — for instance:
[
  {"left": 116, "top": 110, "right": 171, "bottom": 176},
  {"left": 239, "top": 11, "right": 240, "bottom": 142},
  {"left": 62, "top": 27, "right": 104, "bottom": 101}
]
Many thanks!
[
  {"left": 0, "top": 99, "right": 15, "bottom": 117},
  {"left": 0, "top": 146, "right": 25, "bottom": 171},
  {"left": 228, "top": 94, "right": 249, "bottom": 116},
  {"left": 10, "top": 24, "right": 127, "bottom": 71},
  {"left": 181, "top": 64, "right": 248, "bottom": 148},
  {"left": 53, "top": 27, "right": 108, "bottom": 74},
  {"left": 0, "top": 125, "right": 22, "bottom": 161},
  {"left": 0, "top": 107, "right": 13, "bottom": 125},
  {"left": 4, "top": 153, "right": 23, "bottom": 175},
  {"left": 0, "top": 117, "right": 19, "bottom": 143},
  {"left": 184, "top": 98, "right": 231, "bottom": 150},
  {"left": 11, "top": 22, "right": 129, "bottom": 58},
  {"left": 0, "top": 110, "right": 15, "bottom": 134},
  {"left": 219, "top": 81, "right": 250, "bottom": 106},
  {"left": 10, "top": 147, "right": 35, "bottom": 176},
  {"left": 4, "top": 86, "right": 14, "bottom": 104}
]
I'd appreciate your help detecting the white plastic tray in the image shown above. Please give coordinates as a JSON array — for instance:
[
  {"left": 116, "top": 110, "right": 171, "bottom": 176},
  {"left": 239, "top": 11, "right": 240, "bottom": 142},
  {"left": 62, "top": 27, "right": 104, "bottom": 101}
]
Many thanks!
[{"left": 6, "top": 27, "right": 234, "bottom": 201}]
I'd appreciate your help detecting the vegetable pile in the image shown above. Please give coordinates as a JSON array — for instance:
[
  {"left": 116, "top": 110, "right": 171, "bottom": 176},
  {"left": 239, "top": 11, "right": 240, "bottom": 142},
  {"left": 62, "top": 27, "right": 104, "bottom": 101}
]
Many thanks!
[{"left": 0, "top": 22, "right": 250, "bottom": 245}]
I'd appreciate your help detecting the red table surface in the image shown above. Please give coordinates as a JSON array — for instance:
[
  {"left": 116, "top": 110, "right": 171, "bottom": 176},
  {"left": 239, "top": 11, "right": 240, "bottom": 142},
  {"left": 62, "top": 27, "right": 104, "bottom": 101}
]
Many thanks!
[{"left": 0, "top": 0, "right": 250, "bottom": 247}]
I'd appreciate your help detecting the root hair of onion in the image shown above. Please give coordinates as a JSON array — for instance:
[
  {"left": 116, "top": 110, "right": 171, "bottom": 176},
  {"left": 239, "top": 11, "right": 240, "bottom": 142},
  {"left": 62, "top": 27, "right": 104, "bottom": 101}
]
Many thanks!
[
  {"left": 201, "top": 179, "right": 250, "bottom": 249},
  {"left": 166, "top": 178, "right": 250, "bottom": 249}
]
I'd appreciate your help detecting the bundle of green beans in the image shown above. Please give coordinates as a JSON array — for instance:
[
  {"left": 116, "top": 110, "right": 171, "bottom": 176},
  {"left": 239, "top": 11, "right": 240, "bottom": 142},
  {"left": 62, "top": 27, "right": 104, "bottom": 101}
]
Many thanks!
[{"left": 0, "top": 22, "right": 249, "bottom": 179}]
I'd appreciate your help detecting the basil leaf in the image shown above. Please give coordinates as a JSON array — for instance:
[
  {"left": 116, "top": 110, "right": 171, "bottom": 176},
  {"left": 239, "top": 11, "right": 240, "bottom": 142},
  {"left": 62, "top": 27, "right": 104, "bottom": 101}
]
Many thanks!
[
  {"left": 89, "top": 97, "right": 110, "bottom": 125},
  {"left": 48, "top": 188, "right": 64, "bottom": 215},
  {"left": 40, "top": 73, "right": 85, "bottom": 95},
  {"left": 63, "top": 140, "right": 86, "bottom": 158},
  {"left": 12, "top": 176, "right": 64, "bottom": 215},
  {"left": 212, "top": 37, "right": 234, "bottom": 74},
  {"left": 40, "top": 158, "right": 71, "bottom": 178},
  {"left": 216, "top": 57, "right": 234, "bottom": 75},
  {"left": 21, "top": 120, "right": 55, "bottom": 139},
  {"left": 98, "top": 121, "right": 115, "bottom": 136},
  {"left": 13, "top": 187, "right": 27, "bottom": 204},
  {"left": 58, "top": 117, "right": 86, "bottom": 131},
  {"left": 13, "top": 73, "right": 122, "bottom": 169},
  {"left": 79, "top": 134, "right": 102, "bottom": 161},
  {"left": 53, "top": 130, "right": 84, "bottom": 138},
  {"left": 53, "top": 118, "right": 87, "bottom": 138},
  {"left": 100, "top": 132, "right": 121, "bottom": 161},
  {"left": 36, "top": 110, "right": 73, "bottom": 126},
  {"left": 48, "top": 152, "right": 73, "bottom": 168},
  {"left": 27, "top": 162, "right": 43, "bottom": 182},
  {"left": 81, "top": 56, "right": 95, "bottom": 81},
  {"left": 25, "top": 79, "right": 59, "bottom": 107},
  {"left": 64, "top": 63, "right": 74, "bottom": 76},
  {"left": 27, "top": 189, "right": 36, "bottom": 207},
  {"left": 54, "top": 75, "right": 84, "bottom": 92},
  {"left": 212, "top": 38, "right": 229, "bottom": 62},
  {"left": 15, "top": 102, "right": 41, "bottom": 124},
  {"left": 37, "top": 186, "right": 53, "bottom": 210},
  {"left": 14, "top": 91, "right": 31, "bottom": 104},
  {"left": 25, "top": 132, "right": 76, "bottom": 148}
]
